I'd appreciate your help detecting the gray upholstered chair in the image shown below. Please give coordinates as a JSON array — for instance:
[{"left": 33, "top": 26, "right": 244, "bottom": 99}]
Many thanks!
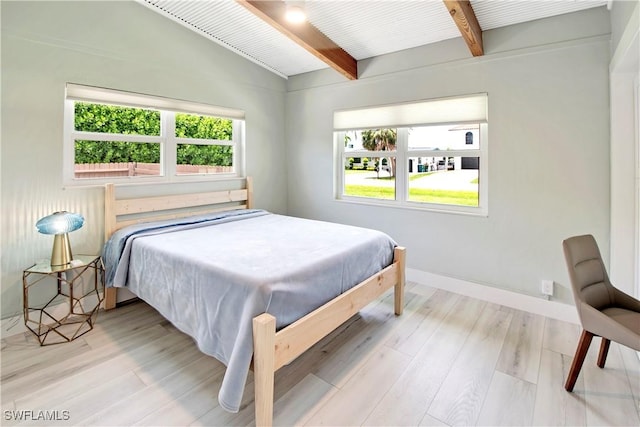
[{"left": 562, "top": 234, "right": 640, "bottom": 391}]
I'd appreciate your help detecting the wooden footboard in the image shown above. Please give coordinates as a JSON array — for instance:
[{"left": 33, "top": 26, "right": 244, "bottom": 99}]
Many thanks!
[{"left": 252, "top": 246, "right": 406, "bottom": 427}]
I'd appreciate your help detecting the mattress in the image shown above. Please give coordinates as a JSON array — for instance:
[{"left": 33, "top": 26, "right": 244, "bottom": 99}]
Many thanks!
[{"left": 103, "top": 209, "right": 396, "bottom": 412}]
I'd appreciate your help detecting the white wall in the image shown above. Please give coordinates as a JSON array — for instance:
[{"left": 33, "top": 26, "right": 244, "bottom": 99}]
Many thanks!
[
  {"left": 0, "top": 1, "right": 288, "bottom": 321},
  {"left": 285, "top": 7, "right": 611, "bottom": 305},
  {"left": 609, "top": 0, "right": 640, "bottom": 296}
]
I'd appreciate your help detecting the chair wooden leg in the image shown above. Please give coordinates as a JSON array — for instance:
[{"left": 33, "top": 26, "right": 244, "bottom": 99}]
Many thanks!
[
  {"left": 597, "top": 338, "right": 611, "bottom": 368},
  {"left": 565, "top": 330, "right": 594, "bottom": 392}
]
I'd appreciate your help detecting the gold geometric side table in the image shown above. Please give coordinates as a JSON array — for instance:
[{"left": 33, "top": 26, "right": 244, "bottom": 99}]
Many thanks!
[{"left": 23, "top": 255, "right": 104, "bottom": 345}]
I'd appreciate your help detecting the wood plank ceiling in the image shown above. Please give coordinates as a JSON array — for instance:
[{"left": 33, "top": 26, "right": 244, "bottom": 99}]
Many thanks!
[
  {"left": 237, "top": 0, "right": 358, "bottom": 80},
  {"left": 139, "top": 0, "right": 608, "bottom": 80},
  {"left": 237, "top": 0, "right": 483, "bottom": 80}
]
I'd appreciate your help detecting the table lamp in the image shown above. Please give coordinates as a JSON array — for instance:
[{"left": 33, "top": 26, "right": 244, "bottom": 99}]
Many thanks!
[{"left": 36, "top": 211, "right": 84, "bottom": 267}]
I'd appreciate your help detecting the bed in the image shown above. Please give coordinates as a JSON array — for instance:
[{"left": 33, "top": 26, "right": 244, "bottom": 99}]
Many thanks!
[{"left": 102, "top": 177, "right": 405, "bottom": 426}]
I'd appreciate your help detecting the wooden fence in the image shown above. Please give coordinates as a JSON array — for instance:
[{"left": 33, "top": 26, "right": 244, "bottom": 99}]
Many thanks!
[{"left": 75, "top": 163, "right": 232, "bottom": 178}]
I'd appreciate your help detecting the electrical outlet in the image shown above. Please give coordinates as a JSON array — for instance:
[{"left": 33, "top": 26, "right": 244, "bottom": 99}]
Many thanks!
[{"left": 541, "top": 280, "right": 554, "bottom": 296}]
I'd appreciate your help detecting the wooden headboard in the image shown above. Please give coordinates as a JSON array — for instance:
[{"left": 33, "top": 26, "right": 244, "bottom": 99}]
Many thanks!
[{"left": 102, "top": 176, "right": 253, "bottom": 309}]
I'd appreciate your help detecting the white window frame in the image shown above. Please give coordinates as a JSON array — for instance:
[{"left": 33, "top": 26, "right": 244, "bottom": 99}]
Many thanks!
[
  {"left": 333, "top": 94, "right": 488, "bottom": 216},
  {"left": 63, "top": 84, "right": 245, "bottom": 187}
]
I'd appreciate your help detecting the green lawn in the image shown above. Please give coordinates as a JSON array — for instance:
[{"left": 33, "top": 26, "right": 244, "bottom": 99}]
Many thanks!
[
  {"left": 409, "top": 172, "right": 436, "bottom": 181},
  {"left": 344, "top": 170, "right": 479, "bottom": 206},
  {"left": 345, "top": 185, "right": 395, "bottom": 200},
  {"left": 408, "top": 187, "right": 478, "bottom": 206},
  {"left": 345, "top": 184, "right": 478, "bottom": 206}
]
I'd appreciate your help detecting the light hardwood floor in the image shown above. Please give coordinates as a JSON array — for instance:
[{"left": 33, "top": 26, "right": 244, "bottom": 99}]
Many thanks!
[{"left": 2, "top": 282, "right": 639, "bottom": 426}]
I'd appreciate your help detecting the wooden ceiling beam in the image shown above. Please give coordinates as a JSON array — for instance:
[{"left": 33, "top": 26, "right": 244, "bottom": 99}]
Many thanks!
[
  {"left": 443, "top": 0, "right": 484, "bottom": 56},
  {"left": 236, "top": 0, "right": 358, "bottom": 80}
]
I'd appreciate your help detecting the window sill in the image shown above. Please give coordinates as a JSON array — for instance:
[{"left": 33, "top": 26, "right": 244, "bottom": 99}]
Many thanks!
[
  {"left": 334, "top": 196, "right": 488, "bottom": 217},
  {"left": 63, "top": 173, "right": 243, "bottom": 190}
]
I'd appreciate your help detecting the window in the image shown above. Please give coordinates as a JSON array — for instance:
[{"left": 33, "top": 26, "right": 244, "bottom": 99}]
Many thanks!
[
  {"left": 334, "top": 94, "right": 488, "bottom": 215},
  {"left": 465, "top": 131, "right": 473, "bottom": 145},
  {"left": 63, "top": 84, "right": 244, "bottom": 186}
]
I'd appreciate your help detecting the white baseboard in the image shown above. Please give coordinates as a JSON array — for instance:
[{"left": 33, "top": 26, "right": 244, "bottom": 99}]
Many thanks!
[{"left": 407, "top": 268, "right": 580, "bottom": 325}]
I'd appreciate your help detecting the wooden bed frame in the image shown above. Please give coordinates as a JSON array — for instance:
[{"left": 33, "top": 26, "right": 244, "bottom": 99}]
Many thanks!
[{"left": 103, "top": 177, "right": 406, "bottom": 426}]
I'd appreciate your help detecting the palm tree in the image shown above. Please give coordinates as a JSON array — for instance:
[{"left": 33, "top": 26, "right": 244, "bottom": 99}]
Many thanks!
[{"left": 362, "top": 129, "right": 397, "bottom": 177}]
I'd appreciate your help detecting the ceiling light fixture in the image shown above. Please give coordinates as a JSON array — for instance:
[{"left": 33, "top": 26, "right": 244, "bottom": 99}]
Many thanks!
[{"left": 285, "top": 5, "right": 306, "bottom": 24}]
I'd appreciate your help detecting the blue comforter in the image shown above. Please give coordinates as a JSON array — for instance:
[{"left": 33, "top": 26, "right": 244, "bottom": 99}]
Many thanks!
[{"left": 103, "top": 209, "right": 396, "bottom": 412}]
